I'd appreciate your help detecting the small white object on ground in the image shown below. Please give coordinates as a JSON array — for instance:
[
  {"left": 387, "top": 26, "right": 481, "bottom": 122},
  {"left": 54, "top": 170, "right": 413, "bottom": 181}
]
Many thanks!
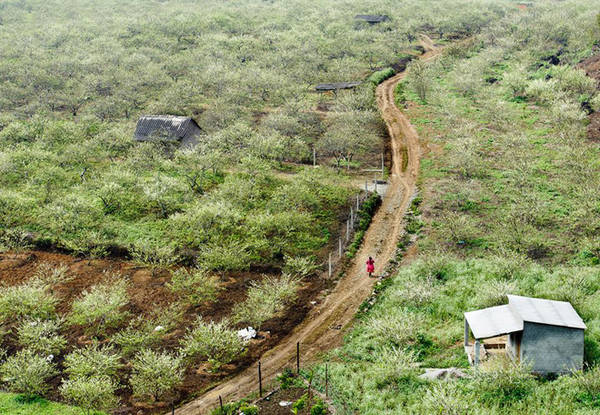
[
  {"left": 154, "top": 325, "right": 164, "bottom": 332},
  {"left": 237, "top": 327, "right": 257, "bottom": 341},
  {"left": 279, "top": 401, "right": 292, "bottom": 407},
  {"left": 310, "top": 301, "right": 317, "bottom": 305}
]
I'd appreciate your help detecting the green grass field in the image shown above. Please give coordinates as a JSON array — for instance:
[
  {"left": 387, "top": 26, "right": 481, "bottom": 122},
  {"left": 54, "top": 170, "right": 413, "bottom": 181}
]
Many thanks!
[{"left": 0, "top": 393, "right": 101, "bottom": 415}]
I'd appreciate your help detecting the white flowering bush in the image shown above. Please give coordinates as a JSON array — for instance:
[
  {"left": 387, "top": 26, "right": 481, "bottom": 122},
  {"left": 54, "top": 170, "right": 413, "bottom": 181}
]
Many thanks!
[
  {"left": 0, "top": 349, "right": 57, "bottom": 397},
  {"left": 130, "top": 349, "right": 184, "bottom": 402},
  {"left": 0, "top": 279, "right": 57, "bottom": 323},
  {"left": 167, "top": 267, "right": 221, "bottom": 305},
  {"left": 60, "top": 375, "right": 120, "bottom": 415},
  {"left": 232, "top": 274, "right": 299, "bottom": 330},
  {"left": 181, "top": 318, "right": 244, "bottom": 368},
  {"left": 17, "top": 319, "right": 67, "bottom": 356},
  {"left": 63, "top": 344, "right": 123, "bottom": 379},
  {"left": 68, "top": 277, "right": 129, "bottom": 335}
]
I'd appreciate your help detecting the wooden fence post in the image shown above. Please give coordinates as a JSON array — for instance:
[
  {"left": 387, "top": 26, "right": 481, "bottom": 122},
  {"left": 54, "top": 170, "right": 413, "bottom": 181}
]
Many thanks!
[
  {"left": 297, "top": 342, "right": 300, "bottom": 374},
  {"left": 339, "top": 238, "right": 342, "bottom": 257},
  {"left": 258, "top": 361, "right": 263, "bottom": 397},
  {"left": 325, "top": 363, "right": 329, "bottom": 399},
  {"left": 328, "top": 253, "right": 332, "bottom": 277},
  {"left": 219, "top": 395, "right": 224, "bottom": 412}
]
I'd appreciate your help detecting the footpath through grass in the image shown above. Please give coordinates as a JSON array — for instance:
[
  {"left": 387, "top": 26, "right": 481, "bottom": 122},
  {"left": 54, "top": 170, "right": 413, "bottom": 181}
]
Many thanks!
[{"left": 310, "top": 2, "right": 600, "bottom": 414}]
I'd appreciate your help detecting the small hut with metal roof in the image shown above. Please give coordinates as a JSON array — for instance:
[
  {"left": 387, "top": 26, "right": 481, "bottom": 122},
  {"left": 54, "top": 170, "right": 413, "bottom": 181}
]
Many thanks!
[
  {"left": 354, "top": 15, "right": 390, "bottom": 24},
  {"left": 134, "top": 115, "right": 202, "bottom": 147},
  {"left": 464, "top": 295, "right": 586, "bottom": 374}
]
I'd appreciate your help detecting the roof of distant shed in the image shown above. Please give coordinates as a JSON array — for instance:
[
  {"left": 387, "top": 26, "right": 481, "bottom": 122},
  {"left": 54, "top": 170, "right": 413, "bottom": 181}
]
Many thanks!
[
  {"left": 465, "top": 295, "right": 586, "bottom": 340},
  {"left": 355, "top": 15, "right": 390, "bottom": 23},
  {"left": 134, "top": 115, "right": 200, "bottom": 142},
  {"left": 315, "top": 82, "right": 362, "bottom": 91}
]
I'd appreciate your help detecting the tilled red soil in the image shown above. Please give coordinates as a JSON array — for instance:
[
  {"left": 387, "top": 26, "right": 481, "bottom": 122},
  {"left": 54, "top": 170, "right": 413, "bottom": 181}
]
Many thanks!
[
  {"left": 578, "top": 52, "right": 600, "bottom": 140},
  {"left": 0, "top": 250, "right": 329, "bottom": 414}
]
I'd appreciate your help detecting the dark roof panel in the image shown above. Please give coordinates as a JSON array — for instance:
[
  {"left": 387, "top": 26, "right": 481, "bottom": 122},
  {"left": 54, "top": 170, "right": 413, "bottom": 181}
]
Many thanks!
[
  {"left": 355, "top": 15, "right": 390, "bottom": 23},
  {"left": 315, "top": 82, "right": 362, "bottom": 91},
  {"left": 134, "top": 115, "right": 199, "bottom": 142}
]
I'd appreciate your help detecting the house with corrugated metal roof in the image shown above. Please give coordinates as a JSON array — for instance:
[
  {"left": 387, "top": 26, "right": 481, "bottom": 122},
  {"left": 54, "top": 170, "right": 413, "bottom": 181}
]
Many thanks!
[
  {"left": 464, "top": 295, "right": 586, "bottom": 374},
  {"left": 134, "top": 115, "right": 202, "bottom": 147}
]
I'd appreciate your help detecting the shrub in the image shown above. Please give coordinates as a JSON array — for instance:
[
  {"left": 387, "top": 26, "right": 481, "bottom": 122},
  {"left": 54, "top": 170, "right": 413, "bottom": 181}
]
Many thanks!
[
  {"left": 291, "top": 394, "right": 308, "bottom": 414},
  {"left": 17, "top": 319, "right": 67, "bottom": 356},
  {"left": 232, "top": 274, "right": 300, "bottom": 330},
  {"left": 368, "top": 68, "right": 395, "bottom": 85},
  {"left": 310, "top": 399, "right": 327, "bottom": 415},
  {"left": 0, "top": 279, "right": 57, "bottom": 323},
  {"left": 130, "top": 242, "right": 180, "bottom": 276},
  {"left": 130, "top": 349, "right": 184, "bottom": 402},
  {"left": 238, "top": 404, "right": 258, "bottom": 415},
  {"left": 60, "top": 375, "right": 119, "bottom": 415},
  {"left": 472, "top": 355, "right": 535, "bottom": 406},
  {"left": 181, "top": 318, "right": 244, "bottom": 368},
  {"left": 113, "top": 304, "right": 184, "bottom": 355},
  {"left": 63, "top": 344, "right": 123, "bottom": 379},
  {"left": 283, "top": 255, "right": 320, "bottom": 278},
  {"left": 68, "top": 277, "right": 129, "bottom": 335},
  {"left": 167, "top": 267, "right": 221, "bottom": 305},
  {"left": 0, "top": 349, "right": 57, "bottom": 397},
  {"left": 113, "top": 325, "right": 161, "bottom": 357}
]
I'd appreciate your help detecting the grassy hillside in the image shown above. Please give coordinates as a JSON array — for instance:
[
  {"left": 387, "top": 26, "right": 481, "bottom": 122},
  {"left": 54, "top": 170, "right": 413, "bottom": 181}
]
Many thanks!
[
  {"left": 314, "top": 2, "right": 600, "bottom": 413},
  {"left": 0, "top": 1, "right": 517, "bottom": 414},
  {"left": 0, "top": 0, "right": 511, "bottom": 269}
]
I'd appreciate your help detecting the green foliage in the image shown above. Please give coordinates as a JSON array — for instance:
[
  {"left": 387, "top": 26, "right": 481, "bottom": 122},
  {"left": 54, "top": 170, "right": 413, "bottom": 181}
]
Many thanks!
[
  {"left": 277, "top": 368, "right": 305, "bottom": 390},
  {"left": 395, "top": 81, "right": 407, "bottom": 107},
  {"left": 0, "top": 349, "right": 57, "bottom": 397},
  {"left": 310, "top": 398, "right": 327, "bottom": 415},
  {"left": 130, "top": 349, "right": 184, "bottom": 402},
  {"left": 472, "top": 356, "right": 535, "bottom": 406},
  {"left": 0, "top": 392, "right": 98, "bottom": 415},
  {"left": 68, "top": 278, "right": 129, "bottom": 335},
  {"left": 238, "top": 404, "right": 258, "bottom": 415},
  {"left": 0, "top": 279, "right": 57, "bottom": 323},
  {"left": 63, "top": 344, "right": 123, "bottom": 379},
  {"left": 59, "top": 376, "right": 119, "bottom": 415},
  {"left": 17, "top": 319, "right": 67, "bottom": 356},
  {"left": 347, "top": 193, "right": 381, "bottom": 258},
  {"left": 368, "top": 68, "right": 395, "bottom": 85},
  {"left": 167, "top": 268, "right": 221, "bottom": 306},
  {"left": 291, "top": 393, "right": 308, "bottom": 414},
  {"left": 232, "top": 274, "right": 300, "bottom": 330},
  {"left": 181, "top": 318, "right": 244, "bottom": 369},
  {"left": 283, "top": 255, "right": 320, "bottom": 278}
]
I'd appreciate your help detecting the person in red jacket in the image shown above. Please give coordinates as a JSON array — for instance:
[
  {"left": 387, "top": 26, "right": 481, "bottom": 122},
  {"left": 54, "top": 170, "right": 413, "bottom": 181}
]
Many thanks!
[{"left": 366, "top": 256, "right": 375, "bottom": 278}]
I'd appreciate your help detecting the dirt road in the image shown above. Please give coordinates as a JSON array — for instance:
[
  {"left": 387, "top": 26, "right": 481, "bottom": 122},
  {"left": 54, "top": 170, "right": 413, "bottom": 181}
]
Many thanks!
[{"left": 172, "top": 39, "right": 438, "bottom": 415}]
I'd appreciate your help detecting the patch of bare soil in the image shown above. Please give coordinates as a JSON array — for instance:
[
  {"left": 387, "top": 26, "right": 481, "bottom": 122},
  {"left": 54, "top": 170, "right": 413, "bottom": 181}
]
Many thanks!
[
  {"left": 0, "top": 251, "right": 328, "bottom": 414},
  {"left": 578, "top": 52, "right": 600, "bottom": 140}
]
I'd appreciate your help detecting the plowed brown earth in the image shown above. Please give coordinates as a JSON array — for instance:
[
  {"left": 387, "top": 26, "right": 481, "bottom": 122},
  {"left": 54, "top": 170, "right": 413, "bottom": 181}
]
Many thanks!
[
  {"left": 0, "top": 250, "right": 327, "bottom": 414},
  {"left": 173, "top": 37, "right": 440, "bottom": 415}
]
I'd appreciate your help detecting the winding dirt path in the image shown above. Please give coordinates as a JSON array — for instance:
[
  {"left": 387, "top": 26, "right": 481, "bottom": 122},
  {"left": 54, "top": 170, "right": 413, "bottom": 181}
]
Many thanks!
[{"left": 173, "top": 38, "right": 439, "bottom": 415}]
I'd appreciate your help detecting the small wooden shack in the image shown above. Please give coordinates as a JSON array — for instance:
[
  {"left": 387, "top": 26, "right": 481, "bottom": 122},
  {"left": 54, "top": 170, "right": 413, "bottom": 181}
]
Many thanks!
[
  {"left": 134, "top": 115, "right": 201, "bottom": 147},
  {"left": 464, "top": 295, "right": 586, "bottom": 374},
  {"left": 315, "top": 82, "right": 361, "bottom": 92},
  {"left": 354, "top": 15, "right": 390, "bottom": 24}
]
